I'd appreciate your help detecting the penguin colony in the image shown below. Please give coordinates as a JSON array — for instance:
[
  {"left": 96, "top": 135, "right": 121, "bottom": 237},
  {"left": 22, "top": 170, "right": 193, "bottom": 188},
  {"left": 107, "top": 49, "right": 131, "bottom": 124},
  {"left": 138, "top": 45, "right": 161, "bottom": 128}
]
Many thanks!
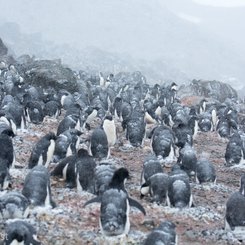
[{"left": 0, "top": 61, "right": 245, "bottom": 244}]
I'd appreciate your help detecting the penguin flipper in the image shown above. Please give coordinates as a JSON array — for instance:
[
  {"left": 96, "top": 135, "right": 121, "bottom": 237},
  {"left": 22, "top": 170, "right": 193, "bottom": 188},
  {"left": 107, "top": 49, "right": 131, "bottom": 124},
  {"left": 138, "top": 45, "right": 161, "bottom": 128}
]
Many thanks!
[
  {"left": 128, "top": 197, "right": 146, "bottom": 215},
  {"left": 83, "top": 196, "right": 101, "bottom": 207}
]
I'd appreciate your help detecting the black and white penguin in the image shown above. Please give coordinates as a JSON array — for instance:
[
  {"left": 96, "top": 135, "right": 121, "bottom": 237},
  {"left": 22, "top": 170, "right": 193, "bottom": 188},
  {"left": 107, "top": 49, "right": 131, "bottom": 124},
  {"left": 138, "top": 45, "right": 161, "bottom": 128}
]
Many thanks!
[
  {"left": 150, "top": 125, "right": 176, "bottom": 166},
  {"left": 0, "top": 158, "right": 12, "bottom": 190},
  {"left": 56, "top": 114, "right": 80, "bottom": 136},
  {"left": 199, "top": 98, "right": 208, "bottom": 114},
  {"left": 102, "top": 115, "right": 117, "bottom": 147},
  {"left": 43, "top": 100, "right": 61, "bottom": 118},
  {"left": 0, "top": 130, "right": 15, "bottom": 168},
  {"left": 225, "top": 175, "right": 245, "bottom": 235},
  {"left": 53, "top": 129, "right": 82, "bottom": 162},
  {"left": 198, "top": 112, "right": 212, "bottom": 132},
  {"left": 126, "top": 102, "right": 146, "bottom": 147},
  {"left": 4, "top": 220, "right": 41, "bottom": 245},
  {"left": 83, "top": 106, "right": 99, "bottom": 130},
  {"left": 143, "top": 220, "right": 177, "bottom": 245},
  {"left": 196, "top": 156, "right": 216, "bottom": 184},
  {"left": 94, "top": 162, "right": 117, "bottom": 196},
  {"left": 51, "top": 154, "right": 77, "bottom": 188},
  {"left": 28, "top": 132, "right": 56, "bottom": 168},
  {"left": 142, "top": 173, "right": 169, "bottom": 205},
  {"left": 167, "top": 166, "right": 193, "bottom": 208},
  {"left": 76, "top": 148, "right": 96, "bottom": 194},
  {"left": 89, "top": 127, "right": 109, "bottom": 160},
  {"left": 225, "top": 132, "right": 245, "bottom": 166},
  {"left": 22, "top": 165, "right": 55, "bottom": 208},
  {"left": 84, "top": 167, "right": 145, "bottom": 238},
  {"left": 0, "top": 191, "right": 30, "bottom": 219},
  {"left": 178, "top": 143, "right": 197, "bottom": 178},
  {"left": 25, "top": 100, "right": 44, "bottom": 124},
  {"left": 112, "top": 97, "right": 123, "bottom": 120}
]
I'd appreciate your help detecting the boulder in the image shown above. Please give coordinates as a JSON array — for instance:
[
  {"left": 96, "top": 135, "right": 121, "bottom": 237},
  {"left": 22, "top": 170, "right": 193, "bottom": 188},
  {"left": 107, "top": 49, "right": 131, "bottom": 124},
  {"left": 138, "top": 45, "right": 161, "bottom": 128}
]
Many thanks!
[
  {"left": 178, "top": 79, "right": 237, "bottom": 103},
  {"left": 21, "top": 59, "right": 79, "bottom": 93}
]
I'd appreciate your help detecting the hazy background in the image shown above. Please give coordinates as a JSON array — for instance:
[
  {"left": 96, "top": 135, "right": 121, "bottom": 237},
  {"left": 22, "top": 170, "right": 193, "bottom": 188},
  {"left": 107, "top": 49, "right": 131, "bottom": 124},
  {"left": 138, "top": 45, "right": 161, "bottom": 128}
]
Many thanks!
[{"left": 0, "top": 0, "right": 244, "bottom": 90}]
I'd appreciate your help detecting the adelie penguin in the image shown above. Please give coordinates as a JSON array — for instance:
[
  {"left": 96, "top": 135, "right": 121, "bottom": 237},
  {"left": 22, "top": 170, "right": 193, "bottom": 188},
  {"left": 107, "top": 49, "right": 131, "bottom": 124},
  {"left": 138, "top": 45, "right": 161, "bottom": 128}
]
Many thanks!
[
  {"left": 0, "top": 191, "right": 30, "bottom": 219},
  {"left": 143, "top": 220, "right": 177, "bottom": 245},
  {"left": 167, "top": 165, "right": 193, "bottom": 208},
  {"left": 225, "top": 174, "right": 245, "bottom": 240},
  {"left": 4, "top": 220, "right": 41, "bottom": 245},
  {"left": 76, "top": 148, "right": 96, "bottom": 194},
  {"left": 22, "top": 165, "right": 56, "bottom": 208},
  {"left": 89, "top": 127, "right": 109, "bottom": 160},
  {"left": 28, "top": 132, "right": 56, "bottom": 168},
  {"left": 102, "top": 115, "right": 117, "bottom": 147},
  {"left": 84, "top": 167, "right": 146, "bottom": 238}
]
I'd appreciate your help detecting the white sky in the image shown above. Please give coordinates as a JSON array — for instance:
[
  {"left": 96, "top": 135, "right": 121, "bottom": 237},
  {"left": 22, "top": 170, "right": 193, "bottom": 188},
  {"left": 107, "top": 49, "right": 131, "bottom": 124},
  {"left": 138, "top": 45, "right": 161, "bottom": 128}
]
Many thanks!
[{"left": 193, "top": 0, "right": 245, "bottom": 7}]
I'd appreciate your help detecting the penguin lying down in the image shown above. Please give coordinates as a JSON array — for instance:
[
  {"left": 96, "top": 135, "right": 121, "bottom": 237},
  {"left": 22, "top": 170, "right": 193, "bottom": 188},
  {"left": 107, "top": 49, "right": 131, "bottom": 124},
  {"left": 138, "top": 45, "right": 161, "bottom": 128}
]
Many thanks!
[
  {"left": 84, "top": 189, "right": 145, "bottom": 237},
  {"left": 84, "top": 167, "right": 146, "bottom": 238}
]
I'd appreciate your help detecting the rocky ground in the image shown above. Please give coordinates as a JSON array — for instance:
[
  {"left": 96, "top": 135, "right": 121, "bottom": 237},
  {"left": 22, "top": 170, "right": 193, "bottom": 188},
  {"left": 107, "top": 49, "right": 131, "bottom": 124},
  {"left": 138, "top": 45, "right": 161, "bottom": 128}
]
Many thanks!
[{"left": 1, "top": 111, "right": 245, "bottom": 245}]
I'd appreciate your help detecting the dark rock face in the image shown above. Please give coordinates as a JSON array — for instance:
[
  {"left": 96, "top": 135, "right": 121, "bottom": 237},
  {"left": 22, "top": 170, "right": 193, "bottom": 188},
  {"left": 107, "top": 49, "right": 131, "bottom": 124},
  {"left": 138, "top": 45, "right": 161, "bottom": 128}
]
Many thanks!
[
  {"left": 178, "top": 79, "right": 238, "bottom": 103},
  {"left": 20, "top": 59, "right": 79, "bottom": 93},
  {"left": 0, "top": 38, "right": 8, "bottom": 56}
]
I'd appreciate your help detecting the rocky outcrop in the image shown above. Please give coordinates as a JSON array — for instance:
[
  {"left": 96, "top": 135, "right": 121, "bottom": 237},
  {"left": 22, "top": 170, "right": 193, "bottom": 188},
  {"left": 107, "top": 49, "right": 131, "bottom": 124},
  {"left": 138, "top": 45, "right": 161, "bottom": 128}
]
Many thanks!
[
  {"left": 178, "top": 79, "right": 238, "bottom": 103},
  {"left": 0, "top": 38, "right": 8, "bottom": 56},
  {"left": 20, "top": 59, "right": 79, "bottom": 93}
]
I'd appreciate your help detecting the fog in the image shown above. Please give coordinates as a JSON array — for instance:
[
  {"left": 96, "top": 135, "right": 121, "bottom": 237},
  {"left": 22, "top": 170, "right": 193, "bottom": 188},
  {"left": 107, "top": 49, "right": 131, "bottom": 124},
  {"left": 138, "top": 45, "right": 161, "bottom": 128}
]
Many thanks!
[{"left": 0, "top": 0, "right": 244, "bottom": 89}]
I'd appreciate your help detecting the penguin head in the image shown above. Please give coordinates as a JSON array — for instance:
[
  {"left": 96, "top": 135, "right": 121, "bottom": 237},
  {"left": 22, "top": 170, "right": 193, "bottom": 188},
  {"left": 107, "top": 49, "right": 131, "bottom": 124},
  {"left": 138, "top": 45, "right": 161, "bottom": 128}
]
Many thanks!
[
  {"left": 109, "top": 167, "right": 130, "bottom": 189},
  {"left": 77, "top": 148, "right": 89, "bottom": 157},
  {"left": 158, "top": 220, "right": 176, "bottom": 231}
]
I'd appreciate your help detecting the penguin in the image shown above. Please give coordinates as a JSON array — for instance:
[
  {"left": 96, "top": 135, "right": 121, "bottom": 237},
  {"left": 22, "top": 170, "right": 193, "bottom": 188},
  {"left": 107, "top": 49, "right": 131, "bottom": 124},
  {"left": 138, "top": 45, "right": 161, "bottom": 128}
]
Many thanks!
[
  {"left": 0, "top": 191, "right": 30, "bottom": 219},
  {"left": 150, "top": 125, "right": 176, "bottom": 166},
  {"left": 83, "top": 106, "right": 99, "bottom": 130},
  {"left": 143, "top": 220, "right": 177, "bottom": 245},
  {"left": 4, "top": 220, "right": 41, "bottom": 245},
  {"left": 113, "top": 97, "right": 123, "bottom": 120},
  {"left": 22, "top": 165, "right": 56, "bottom": 208},
  {"left": 25, "top": 100, "right": 44, "bottom": 124},
  {"left": 177, "top": 143, "right": 197, "bottom": 178},
  {"left": 89, "top": 127, "right": 109, "bottom": 160},
  {"left": 0, "top": 130, "right": 15, "bottom": 168},
  {"left": 43, "top": 100, "right": 61, "bottom": 118},
  {"left": 84, "top": 167, "right": 145, "bottom": 237},
  {"left": 51, "top": 154, "right": 77, "bottom": 188},
  {"left": 0, "top": 157, "right": 12, "bottom": 190},
  {"left": 56, "top": 114, "right": 80, "bottom": 136},
  {"left": 102, "top": 115, "right": 117, "bottom": 147},
  {"left": 126, "top": 102, "right": 146, "bottom": 147},
  {"left": 142, "top": 173, "right": 169, "bottom": 205},
  {"left": 198, "top": 112, "right": 212, "bottom": 132},
  {"left": 28, "top": 132, "right": 56, "bottom": 168},
  {"left": 94, "top": 162, "right": 117, "bottom": 196},
  {"left": 76, "top": 148, "right": 96, "bottom": 194},
  {"left": 196, "top": 156, "right": 216, "bottom": 184},
  {"left": 225, "top": 174, "right": 245, "bottom": 236},
  {"left": 225, "top": 132, "right": 245, "bottom": 166},
  {"left": 121, "top": 101, "right": 132, "bottom": 131},
  {"left": 53, "top": 129, "right": 82, "bottom": 162},
  {"left": 167, "top": 166, "right": 193, "bottom": 208},
  {"left": 199, "top": 98, "right": 207, "bottom": 114}
]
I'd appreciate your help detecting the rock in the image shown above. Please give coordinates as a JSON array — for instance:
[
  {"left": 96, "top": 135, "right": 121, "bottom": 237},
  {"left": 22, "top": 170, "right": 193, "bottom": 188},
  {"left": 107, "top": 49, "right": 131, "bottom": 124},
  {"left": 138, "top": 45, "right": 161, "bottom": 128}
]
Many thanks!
[
  {"left": 0, "top": 37, "right": 8, "bottom": 56},
  {"left": 178, "top": 79, "right": 238, "bottom": 103},
  {"left": 20, "top": 59, "right": 79, "bottom": 93}
]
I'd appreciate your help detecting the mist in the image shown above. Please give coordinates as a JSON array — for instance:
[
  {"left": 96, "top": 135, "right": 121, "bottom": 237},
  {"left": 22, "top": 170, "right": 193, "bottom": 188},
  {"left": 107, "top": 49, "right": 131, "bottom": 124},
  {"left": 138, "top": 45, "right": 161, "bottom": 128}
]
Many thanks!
[{"left": 0, "top": 0, "right": 245, "bottom": 90}]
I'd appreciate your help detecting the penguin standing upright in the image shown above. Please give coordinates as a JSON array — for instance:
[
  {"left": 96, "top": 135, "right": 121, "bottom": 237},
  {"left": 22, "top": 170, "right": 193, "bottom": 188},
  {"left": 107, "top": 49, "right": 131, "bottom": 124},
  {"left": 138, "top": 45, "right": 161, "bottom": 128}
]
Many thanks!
[
  {"left": 28, "top": 132, "right": 56, "bottom": 168},
  {"left": 76, "top": 148, "right": 96, "bottom": 194},
  {"left": 102, "top": 115, "right": 117, "bottom": 147},
  {"left": 22, "top": 165, "right": 55, "bottom": 208},
  {"left": 225, "top": 175, "right": 245, "bottom": 239},
  {"left": 89, "top": 127, "right": 109, "bottom": 160}
]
